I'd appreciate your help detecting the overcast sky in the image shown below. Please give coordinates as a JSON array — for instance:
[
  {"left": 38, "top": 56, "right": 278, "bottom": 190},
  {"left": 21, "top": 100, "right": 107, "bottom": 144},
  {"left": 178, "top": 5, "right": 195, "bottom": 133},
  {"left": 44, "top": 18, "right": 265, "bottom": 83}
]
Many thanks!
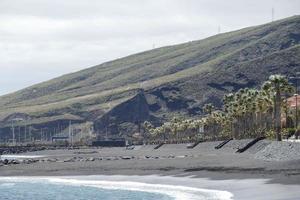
[{"left": 0, "top": 0, "right": 299, "bottom": 95}]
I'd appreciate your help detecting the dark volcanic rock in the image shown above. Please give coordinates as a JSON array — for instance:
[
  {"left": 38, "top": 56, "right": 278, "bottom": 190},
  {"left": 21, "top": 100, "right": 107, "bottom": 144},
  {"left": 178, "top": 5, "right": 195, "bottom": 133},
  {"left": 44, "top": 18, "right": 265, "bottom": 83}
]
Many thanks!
[{"left": 94, "top": 90, "right": 152, "bottom": 136}]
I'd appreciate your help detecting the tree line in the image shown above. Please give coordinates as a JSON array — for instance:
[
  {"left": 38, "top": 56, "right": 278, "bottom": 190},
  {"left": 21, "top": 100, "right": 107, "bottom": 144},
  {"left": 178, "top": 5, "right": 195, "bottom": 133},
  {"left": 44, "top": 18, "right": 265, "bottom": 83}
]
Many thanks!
[{"left": 143, "top": 74, "right": 298, "bottom": 143}]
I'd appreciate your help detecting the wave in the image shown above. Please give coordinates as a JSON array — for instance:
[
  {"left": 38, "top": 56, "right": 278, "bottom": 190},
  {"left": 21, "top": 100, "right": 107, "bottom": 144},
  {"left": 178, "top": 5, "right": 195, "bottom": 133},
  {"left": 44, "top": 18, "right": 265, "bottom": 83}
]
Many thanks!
[
  {"left": 0, "top": 176, "right": 233, "bottom": 200},
  {"left": 0, "top": 183, "right": 16, "bottom": 187},
  {"left": 0, "top": 155, "right": 44, "bottom": 160}
]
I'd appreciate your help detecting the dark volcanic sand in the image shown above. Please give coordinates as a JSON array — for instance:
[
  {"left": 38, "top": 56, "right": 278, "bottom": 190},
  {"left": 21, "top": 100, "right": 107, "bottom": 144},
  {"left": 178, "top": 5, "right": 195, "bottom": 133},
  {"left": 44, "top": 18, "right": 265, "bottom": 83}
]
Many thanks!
[{"left": 1, "top": 140, "right": 299, "bottom": 186}]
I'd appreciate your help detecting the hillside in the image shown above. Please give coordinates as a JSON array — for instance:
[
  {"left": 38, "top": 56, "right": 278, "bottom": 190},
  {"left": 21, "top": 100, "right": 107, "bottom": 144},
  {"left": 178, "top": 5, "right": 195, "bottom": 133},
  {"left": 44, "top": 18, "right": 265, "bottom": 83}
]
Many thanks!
[{"left": 0, "top": 16, "right": 299, "bottom": 141}]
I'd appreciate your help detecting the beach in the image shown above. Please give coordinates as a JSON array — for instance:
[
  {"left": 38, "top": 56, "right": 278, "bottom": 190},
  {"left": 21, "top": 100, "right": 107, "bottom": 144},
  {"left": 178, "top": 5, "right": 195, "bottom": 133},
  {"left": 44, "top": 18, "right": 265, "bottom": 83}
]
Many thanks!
[{"left": 1, "top": 139, "right": 300, "bottom": 199}]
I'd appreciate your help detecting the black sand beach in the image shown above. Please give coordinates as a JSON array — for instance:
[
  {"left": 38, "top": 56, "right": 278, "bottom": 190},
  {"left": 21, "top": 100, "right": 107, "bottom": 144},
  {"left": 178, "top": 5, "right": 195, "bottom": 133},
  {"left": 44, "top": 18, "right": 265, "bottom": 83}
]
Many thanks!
[
  {"left": 1, "top": 140, "right": 300, "bottom": 185},
  {"left": 1, "top": 140, "right": 300, "bottom": 199}
]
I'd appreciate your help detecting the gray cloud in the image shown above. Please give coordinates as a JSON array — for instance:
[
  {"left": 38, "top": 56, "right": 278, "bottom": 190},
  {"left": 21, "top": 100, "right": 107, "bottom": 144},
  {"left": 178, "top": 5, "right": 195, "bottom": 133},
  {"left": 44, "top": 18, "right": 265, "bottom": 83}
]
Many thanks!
[{"left": 0, "top": 0, "right": 299, "bottom": 95}]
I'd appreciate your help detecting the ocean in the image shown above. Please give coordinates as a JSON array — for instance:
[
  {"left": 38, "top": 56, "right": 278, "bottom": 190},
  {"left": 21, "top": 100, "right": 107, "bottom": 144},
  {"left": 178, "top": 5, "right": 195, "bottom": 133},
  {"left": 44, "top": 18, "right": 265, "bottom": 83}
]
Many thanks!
[
  {"left": 0, "top": 181, "right": 171, "bottom": 200},
  {"left": 0, "top": 177, "right": 233, "bottom": 200}
]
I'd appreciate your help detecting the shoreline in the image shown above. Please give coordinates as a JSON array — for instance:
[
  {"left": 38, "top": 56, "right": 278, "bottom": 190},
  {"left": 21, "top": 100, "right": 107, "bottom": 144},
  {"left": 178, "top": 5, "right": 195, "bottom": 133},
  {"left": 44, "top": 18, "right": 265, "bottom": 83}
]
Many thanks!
[
  {"left": 1, "top": 139, "right": 300, "bottom": 199},
  {"left": 0, "top": 175, "right": 233, "bottom": 200},
  {"left": 1, "top": 174, "right": 300, "bottom": 200}
]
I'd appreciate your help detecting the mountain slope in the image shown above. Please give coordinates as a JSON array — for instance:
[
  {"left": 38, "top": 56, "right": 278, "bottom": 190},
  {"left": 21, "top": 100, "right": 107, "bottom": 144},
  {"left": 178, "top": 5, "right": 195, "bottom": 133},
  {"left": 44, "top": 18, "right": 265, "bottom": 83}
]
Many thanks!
[{"left": 0, "top": 16, "right": 299, "bottom": 140}]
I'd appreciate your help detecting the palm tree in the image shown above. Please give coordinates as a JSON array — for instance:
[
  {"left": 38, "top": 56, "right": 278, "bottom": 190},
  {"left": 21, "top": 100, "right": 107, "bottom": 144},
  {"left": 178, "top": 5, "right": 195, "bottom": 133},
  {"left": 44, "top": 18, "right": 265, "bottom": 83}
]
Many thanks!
[
  {"left": 161, "top": 122, "right": 172, "bottom": 142},
  {"left": 255, "top": 89, "right": 273, "bottom": 133},
  {"left": 202, "top": 103, "right": 216, "bottom": 137},
  {"left": 203, "top": 103, "right": 215, "bottom": 115},
  {"left": 143, "top": 121, "right": 154, "bottom": 144},
  {"left": 223, "top": 93, "right": 236, "bottom": 138},
  {"left": 150, "top": 74, "right": 294, "bottom": 142},
  {"left": 262, "top": 75, "right": 294, "bottom": 141},
  {"left": 187, "top": 119, "right": 202, "bottom": 141}
]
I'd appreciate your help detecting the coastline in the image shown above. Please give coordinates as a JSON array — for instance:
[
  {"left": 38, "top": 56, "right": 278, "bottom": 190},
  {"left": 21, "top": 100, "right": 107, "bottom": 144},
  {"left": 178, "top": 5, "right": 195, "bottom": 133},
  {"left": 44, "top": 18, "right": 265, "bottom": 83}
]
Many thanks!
[
  {"left": 0, "top": 175, "right": 233, "bottom": 200},
  {"left": 1, "top": 175, "right": 300, "bottom": 200},
  {"left": 1, "top": 140, "right": 300, "bottom": 199}
]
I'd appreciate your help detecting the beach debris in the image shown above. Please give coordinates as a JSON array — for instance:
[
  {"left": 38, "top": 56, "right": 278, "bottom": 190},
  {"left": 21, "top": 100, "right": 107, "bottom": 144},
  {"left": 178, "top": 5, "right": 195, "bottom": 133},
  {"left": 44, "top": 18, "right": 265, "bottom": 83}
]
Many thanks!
[
  {"left": 74, "top": 151, "right": 99, "bottom": 155},
  {"left": 121, "top": 156, "right": 132, "bottom": 160},
  {"left": 60, "top": 158, "right": 74, "bottom": 163},
  {"left": 126, "top": 146, "right": 135, "bottom": 150},
  {"left": 0, "top": 158, "right": 21, "bottom": 165},
  {"left": 87, "top": 157, "right": 95, "bottom": 161},
  {"left": 2, "top": 159, "right": 8, "bottom": 165}
]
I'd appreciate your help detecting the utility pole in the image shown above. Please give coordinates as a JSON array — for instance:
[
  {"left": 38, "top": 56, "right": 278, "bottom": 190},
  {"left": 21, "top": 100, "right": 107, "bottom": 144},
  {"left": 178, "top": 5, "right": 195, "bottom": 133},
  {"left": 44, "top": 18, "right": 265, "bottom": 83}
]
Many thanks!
[
  {"left": 296, "top": 76, "right": 299, "bottom": 139},
  {"left": 137, "top": 88, "right": 144, "bottom": 144},
  {"left": 18, "top": 126, "right": 21, "bottom": 143},
  {"left": 90, "top": 125, "right": 93, "bottom": 137},
  {"left": 50, "top": 129, "right": 53, "bottom": 143},
  {"left": 11, "top": 121, "right": 15, "bottom": 146},
  {"left": 28, "top": 126, "right": 32, "bottom": 142},
  {"left": 71, "top": 126, "right": 74, "bottom": 146},
  {"left": 31, "top": 126, "right": 34, "bottom": 142},
  {"left": 272, "top": 7, "right": 274, "bottom": 22},
  {"left": 105, "top": 116, "right": 108, "bottom": 140},
  {"left": 290, "top": 72, "right": 300, "bottom": 139},
  {"left": 24, "top": 124, "right": 27, "bottom": 143},
  {"left": 40, "top": 128, "right": 43, "bottom": 142},
  {"left": 296, "top": 94, "right": 298, "bottom": 138},
  {"left": 69, "top": 120, "right": 73, "bottom": 146},
  {"left": 284, "top": 92, "right": 288, "bottom": 129},
  {"left": 11, "top": 118, "right": 24, "bottom": 146}
]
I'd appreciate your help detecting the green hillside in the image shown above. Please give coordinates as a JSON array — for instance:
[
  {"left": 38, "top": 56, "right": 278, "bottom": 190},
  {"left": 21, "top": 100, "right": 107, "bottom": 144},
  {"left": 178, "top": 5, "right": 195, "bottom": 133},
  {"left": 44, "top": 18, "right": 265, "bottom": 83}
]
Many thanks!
[{"left": 0, "top": 16, "right": 299, "bottom": 140}]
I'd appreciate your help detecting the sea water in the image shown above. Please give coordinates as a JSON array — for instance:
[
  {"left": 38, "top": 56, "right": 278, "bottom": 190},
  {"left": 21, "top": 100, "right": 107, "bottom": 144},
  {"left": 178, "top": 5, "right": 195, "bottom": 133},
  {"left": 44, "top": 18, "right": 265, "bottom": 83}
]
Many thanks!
[
  {"left": 0, "top": 181, "right": 171, "bottom": 200},
  {"left": 0, "top": 177, "right": 233, "bottom": 200}
]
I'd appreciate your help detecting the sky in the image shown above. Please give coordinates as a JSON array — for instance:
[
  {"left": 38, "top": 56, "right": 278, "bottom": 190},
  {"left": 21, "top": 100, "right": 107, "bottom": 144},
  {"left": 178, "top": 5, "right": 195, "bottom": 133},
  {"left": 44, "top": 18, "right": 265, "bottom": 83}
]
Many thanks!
[{"left": 0, "top": 0, "right": 299, "bottom": 95}]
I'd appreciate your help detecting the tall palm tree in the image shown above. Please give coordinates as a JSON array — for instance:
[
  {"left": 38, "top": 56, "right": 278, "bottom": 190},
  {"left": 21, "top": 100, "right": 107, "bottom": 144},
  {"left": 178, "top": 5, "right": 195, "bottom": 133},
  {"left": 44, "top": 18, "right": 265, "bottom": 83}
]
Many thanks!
[
  {"left": 223, "top": 93, "right": 236, "bottom": 138},
  {"left": 143, "top": 121, "right": 154, "bottom": 144},
  {"left": 262, "top": 75, "right": 294, "bottom": 141}
]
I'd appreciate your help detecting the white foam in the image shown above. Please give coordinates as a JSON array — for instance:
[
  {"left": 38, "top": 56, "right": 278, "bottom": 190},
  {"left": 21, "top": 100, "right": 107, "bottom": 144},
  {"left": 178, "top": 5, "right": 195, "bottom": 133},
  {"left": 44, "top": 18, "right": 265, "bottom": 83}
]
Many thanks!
[
  {"left": 0, "top": 183, "right": 16, "bottom": 187},
  {"left": 0, "top": 177, "right": 233, "bottom": 200},
  {"left": 0, "top": 155, "right": 44, "bottom": 160}
]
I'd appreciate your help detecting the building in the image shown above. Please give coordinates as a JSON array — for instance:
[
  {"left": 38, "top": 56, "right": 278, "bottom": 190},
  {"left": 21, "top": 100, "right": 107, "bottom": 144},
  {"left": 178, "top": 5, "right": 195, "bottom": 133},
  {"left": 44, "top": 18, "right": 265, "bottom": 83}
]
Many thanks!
[{"left": 287, "top": 94, "right": 300, "bottom": 109}]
